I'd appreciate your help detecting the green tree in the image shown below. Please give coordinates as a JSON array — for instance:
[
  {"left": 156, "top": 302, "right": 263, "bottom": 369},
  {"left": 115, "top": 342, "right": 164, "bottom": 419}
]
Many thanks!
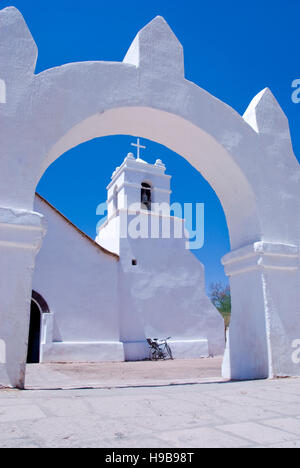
[{"left": 210, "top": 282, "right": 231, "bottom": 329}]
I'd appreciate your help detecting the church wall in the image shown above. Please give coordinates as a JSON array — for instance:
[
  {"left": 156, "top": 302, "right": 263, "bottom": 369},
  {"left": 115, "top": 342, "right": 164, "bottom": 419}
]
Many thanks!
[
  {"left": 118, "top": 213, "right": 225, "bottom": 360},
  {"left": 32, "top": 196, "right": 122, "bottom": 362},
  {"left": 96, "top": 215, "right": 120, "bottom": 256}
]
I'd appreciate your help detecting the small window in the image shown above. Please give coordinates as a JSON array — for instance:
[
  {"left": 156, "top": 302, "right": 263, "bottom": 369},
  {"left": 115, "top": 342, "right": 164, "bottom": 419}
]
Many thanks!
[
  {"left": 141, "top": 182, "right": 152, "bottom": 211},
  {"left": 132, "top": 259, "right": 137, "bottom": 266}
]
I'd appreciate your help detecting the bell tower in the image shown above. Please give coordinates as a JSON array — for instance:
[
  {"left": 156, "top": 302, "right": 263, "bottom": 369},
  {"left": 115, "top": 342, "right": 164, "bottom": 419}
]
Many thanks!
[{"left": 96, "top": 139, "right": 175, "bottom": 255}]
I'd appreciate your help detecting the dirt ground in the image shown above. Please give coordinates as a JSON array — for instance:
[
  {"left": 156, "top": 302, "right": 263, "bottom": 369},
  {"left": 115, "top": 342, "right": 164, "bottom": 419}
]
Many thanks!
[{"left": 25, "top": 356, "right": 224, "bottom": 390}]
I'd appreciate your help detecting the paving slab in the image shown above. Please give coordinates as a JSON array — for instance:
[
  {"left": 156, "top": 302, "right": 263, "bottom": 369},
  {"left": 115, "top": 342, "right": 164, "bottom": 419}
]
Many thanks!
[
  {"left": 0, "top": 360, "right": 300, "bottom": 448},
  {"left": 216, "top": 421, "right": 296, "bottom": 446}
]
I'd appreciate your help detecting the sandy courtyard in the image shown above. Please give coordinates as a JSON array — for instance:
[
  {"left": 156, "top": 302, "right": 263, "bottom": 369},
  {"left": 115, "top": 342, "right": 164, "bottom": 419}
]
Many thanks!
[{"left": 25, "top": 357, "right": 224, "bottom": 390}]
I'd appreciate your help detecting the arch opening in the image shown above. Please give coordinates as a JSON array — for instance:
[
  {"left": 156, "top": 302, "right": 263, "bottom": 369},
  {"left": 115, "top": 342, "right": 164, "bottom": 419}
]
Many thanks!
[
  {"left": 34, "top": 132, "right": 232, "bottom": 373},
  {"left": 36, "top": 107, "right": 261, "bottom": 252},
  {"left": 28, "top": 105, "right": 265, "bottom": 383}
]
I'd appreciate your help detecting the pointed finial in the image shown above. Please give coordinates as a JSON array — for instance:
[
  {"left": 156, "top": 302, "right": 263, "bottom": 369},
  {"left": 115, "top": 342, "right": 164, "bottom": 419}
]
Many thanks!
[
  {"left": 0, "top": 7, "right": 37, "bottom": 77},
  {"left": 243, "top": 88, "right": 289, "bottom": 135},
  {"left": 124, "top": 16, "right": 184, "bottom": 79},
  {"left": 244, "top": 88, "right": 294, "bottom": 160}
]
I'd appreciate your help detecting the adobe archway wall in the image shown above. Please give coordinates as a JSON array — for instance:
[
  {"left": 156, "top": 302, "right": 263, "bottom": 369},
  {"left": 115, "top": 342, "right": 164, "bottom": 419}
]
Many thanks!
[{"left": 0, "top": 7, "right": 300, "bottom": 387}]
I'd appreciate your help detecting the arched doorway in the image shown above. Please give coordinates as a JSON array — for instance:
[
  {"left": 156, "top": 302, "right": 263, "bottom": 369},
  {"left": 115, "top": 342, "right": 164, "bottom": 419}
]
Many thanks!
[
  {"left": 27, "top": 291, "right": 50, "bottom": 364},
  {"left": 27, "top": 300, "right": 41, "bottom": 364}
]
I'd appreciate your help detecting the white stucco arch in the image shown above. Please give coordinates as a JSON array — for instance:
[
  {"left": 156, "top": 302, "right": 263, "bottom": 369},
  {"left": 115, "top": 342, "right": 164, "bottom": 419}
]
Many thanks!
[
  {"left": 0, "top": 6, "right": 300, "bottom": 387},
  {"left": 35, "top": 107, "right": 260, "bottom": 250}
]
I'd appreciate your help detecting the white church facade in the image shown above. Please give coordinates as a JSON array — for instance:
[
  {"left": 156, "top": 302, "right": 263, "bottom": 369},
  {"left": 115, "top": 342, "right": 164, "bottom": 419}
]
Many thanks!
[
  {"left": 31, "top": 148, "right": 225, "bottom": 364},
  {"left": 2, "top": 7, "right": 300, "bottom": 387}
]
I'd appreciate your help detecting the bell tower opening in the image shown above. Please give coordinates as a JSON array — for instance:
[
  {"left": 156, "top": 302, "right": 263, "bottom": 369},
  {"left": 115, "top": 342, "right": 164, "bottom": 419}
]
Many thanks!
[{"left": 141, "top": 182, "right": 152, "bottom": 211}]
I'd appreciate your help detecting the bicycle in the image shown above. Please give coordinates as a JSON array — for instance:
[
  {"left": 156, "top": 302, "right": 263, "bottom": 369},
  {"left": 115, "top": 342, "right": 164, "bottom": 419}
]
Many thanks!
[{"left": 147, "top": 337, "right": 173, "bottom": 361}]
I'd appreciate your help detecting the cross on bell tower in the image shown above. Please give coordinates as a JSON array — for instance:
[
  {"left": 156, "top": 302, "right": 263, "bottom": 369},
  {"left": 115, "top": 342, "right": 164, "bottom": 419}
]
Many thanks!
[
  {"left": 131, "top": 138, "right": 146, "bottom": 160},
  {"left": 95, "top": 147, "right": 172, "bottom": 255}
]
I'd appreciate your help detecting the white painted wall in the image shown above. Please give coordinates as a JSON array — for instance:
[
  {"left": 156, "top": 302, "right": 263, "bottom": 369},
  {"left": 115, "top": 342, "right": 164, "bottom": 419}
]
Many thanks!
[
  {"left": 33, "top": 195, "right": 123, "bottom": 362},
  {"left": 118, "top": 231, "right": 225, "bottom": 360}
]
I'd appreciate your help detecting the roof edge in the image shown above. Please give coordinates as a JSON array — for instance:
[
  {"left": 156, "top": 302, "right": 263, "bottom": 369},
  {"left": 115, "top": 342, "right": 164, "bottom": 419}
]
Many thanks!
[{"left": 35, "top": 193, "right": 119, "bottom": 261}]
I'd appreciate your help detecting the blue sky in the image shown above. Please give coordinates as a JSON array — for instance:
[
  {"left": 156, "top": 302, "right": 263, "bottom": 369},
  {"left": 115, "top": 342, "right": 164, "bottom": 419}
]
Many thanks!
[{"left": 3, "top": 0, "right": 300, "bottom": 289}]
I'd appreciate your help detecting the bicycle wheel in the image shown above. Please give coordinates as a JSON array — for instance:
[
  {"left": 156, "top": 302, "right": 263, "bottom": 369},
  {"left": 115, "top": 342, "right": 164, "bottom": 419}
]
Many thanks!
[
  {"left": 153, "top": 349, "right": 160, "bottom": 361},
  {"left": 165, "top": 343, "right": 173, "bottom": 360}
]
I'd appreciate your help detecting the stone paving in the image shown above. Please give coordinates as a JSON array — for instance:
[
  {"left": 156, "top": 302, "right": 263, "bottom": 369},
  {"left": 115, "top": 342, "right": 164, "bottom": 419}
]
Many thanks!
[{"left": 1, "top": 360, "right": 300, "bottom": 447}]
